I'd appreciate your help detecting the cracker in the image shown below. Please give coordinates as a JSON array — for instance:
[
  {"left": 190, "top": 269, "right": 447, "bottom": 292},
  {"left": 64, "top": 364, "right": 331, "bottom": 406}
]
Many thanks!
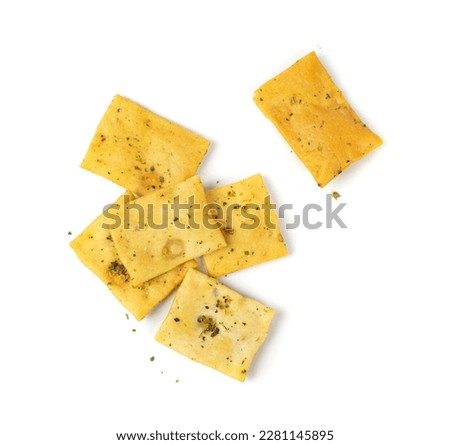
[
  {"left": 254, "top": 52, "right": 382, "bottom": 187},
  {"left": 70, "top": 192, "right": 198, "bottom": 320},
  {"left": 81, "top": 95, "right": 210, "bottom": 196},
  {"left": 202, "top": 174, "right": 287, "bottom": 277},
  {"left": 109, "top": 176, "right": 226, "bottom": 285},
  {"left": 155, "top": 269, "right": 275, "bottom": 381}
]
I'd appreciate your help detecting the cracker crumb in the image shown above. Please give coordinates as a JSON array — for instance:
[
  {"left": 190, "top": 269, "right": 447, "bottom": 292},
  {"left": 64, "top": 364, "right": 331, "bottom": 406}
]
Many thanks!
[
  {"left": 332, "top": 191, "right": 341, "bottom": 200},
  {"left": 150, "top": 356, "right": 155, "bottom": 362}
]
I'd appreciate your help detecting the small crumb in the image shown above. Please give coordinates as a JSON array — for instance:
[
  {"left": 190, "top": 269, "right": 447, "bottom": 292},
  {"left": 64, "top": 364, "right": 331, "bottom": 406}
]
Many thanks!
[
  {"left": 175, "top": 379, "right": 179, "bottom": 383},
  {"left": 174, "top": 317, "right": 180, "bottom": 322},
  {"left": 216, "top": 180, "right": 220, "bottom": 184},
  {"left": 125, "top": 313, "right": 129, "bottom": 320},
  {"left": 150, "top": 356, "right": 155, "bottom": 362},
  {"left": 131, "top": 328, "right": 136, "bottom": 332},
  {"left": 332, "top": 191, "right": 341, "bottom": 200},
  {"left": 67, "top": 231, "right": 72, "bottom": 235}
]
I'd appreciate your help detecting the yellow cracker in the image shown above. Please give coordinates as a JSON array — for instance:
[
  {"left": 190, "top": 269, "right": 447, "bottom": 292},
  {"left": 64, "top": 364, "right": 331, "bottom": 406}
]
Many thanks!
[
  {"left": 203, "top": 174, "right": 287, "bottom": 277},
  {"left": 70, "top": 192, "right": 197, "bottom": 320},
  {"left": 254, "top": 52, "right": 382, "bottom": 187},
  {"left": 155, "top": 269, "right": 275, "bottom": 381},
  {"left": 81, "top": 95, "right": 210, "bottom": 196},
  {"left": 109, "top": 176, "right": 226, "bottom": 285}
]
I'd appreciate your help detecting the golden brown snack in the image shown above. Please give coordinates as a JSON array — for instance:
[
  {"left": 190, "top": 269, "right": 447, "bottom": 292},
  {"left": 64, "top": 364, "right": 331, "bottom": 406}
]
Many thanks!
[
  {"left": 203, "top": 174, "right": 287, "bottom": 277},
  {"left": 81, "top": 95, "right": 210, "bottom": 196},
  {"left": 155, "top": 269, "right": 275, "bottom": 381},
  {"left": 70, "top": 192, "right": 198, "bottom": 320},
  {"left": 109, "top": 176, "right": 226, "bottom": 286},
  {"left": 254, "top": 52, "right": 382, "bottom": 187}
]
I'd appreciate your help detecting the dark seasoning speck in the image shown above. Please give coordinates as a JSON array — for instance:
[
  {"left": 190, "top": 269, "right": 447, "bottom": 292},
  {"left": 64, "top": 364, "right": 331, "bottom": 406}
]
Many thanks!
[{"left": 197, "top": 315, "right": 220, "bottom": 338}]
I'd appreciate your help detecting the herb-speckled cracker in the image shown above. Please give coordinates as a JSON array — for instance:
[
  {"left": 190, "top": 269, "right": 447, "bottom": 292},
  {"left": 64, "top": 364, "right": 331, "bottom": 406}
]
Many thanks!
[
  {"left": 155, "top": 269, "right": 275, "bottom": 381},
  {"left": 254, "top": 52, "right": 382, "bottom": 187},
  {"left": 81, "top": 95, "right": 210, "bottom": 196},
  {"left": 110, "top": 176, "right": 226, "bottom": 286},
  {"left": 203, "top": 174, "right": 287, "bottom": 277},
  {"left": 70, "top": 192, "right": 198, "bottom": 320}
]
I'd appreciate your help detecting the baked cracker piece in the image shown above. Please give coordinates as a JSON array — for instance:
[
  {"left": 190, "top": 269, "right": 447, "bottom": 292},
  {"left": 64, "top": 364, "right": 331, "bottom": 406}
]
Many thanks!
[
  {"left": 70, "top": 192, "right": 197, "bottom": 320},
  {"left": 109, "top": 176, "right": 226, "bottom": 286},
  {"left": 203, "top": 174, "right": 287, "bottom": 277},
  {"left": 254, "top": 52, "right": 382, "bottom": 187},
  {"left": 81, "top": 95, "right": 210, "bottom": 195},
  {"left": 155, "top": 269, "right": 275, "bottom": 382}
]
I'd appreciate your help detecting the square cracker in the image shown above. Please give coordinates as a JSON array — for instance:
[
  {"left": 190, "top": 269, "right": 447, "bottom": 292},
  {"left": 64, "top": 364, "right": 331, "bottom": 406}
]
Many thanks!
[
  {"left": 81, "top": 95, "right": 210, "bottom": 196},
  {"left": 203, "top": 174, "right": 288, "bottom": 277},
  {"left": 155, "top": 269, "right": 275, "bottom": 381},
  {"left": 109, "top": 176, "right": 226, "bottom": 286},
  {"left": 254, "top": 52, "right": 382, "bottom": 187},
  {"left": 70, "top": 192, "right": 198, "bottom": 320}
]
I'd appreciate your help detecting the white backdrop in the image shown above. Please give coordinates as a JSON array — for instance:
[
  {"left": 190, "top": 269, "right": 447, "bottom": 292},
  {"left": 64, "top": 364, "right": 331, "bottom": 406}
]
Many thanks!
[{"left": 1, "top": 1, "right": 449, "bottom": 444}]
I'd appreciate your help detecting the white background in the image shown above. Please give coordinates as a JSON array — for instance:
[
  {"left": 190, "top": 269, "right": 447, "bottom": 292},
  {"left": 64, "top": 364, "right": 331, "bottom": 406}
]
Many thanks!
[{"left": 1, "top": 1, "right": 449, "bottom": 444}]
